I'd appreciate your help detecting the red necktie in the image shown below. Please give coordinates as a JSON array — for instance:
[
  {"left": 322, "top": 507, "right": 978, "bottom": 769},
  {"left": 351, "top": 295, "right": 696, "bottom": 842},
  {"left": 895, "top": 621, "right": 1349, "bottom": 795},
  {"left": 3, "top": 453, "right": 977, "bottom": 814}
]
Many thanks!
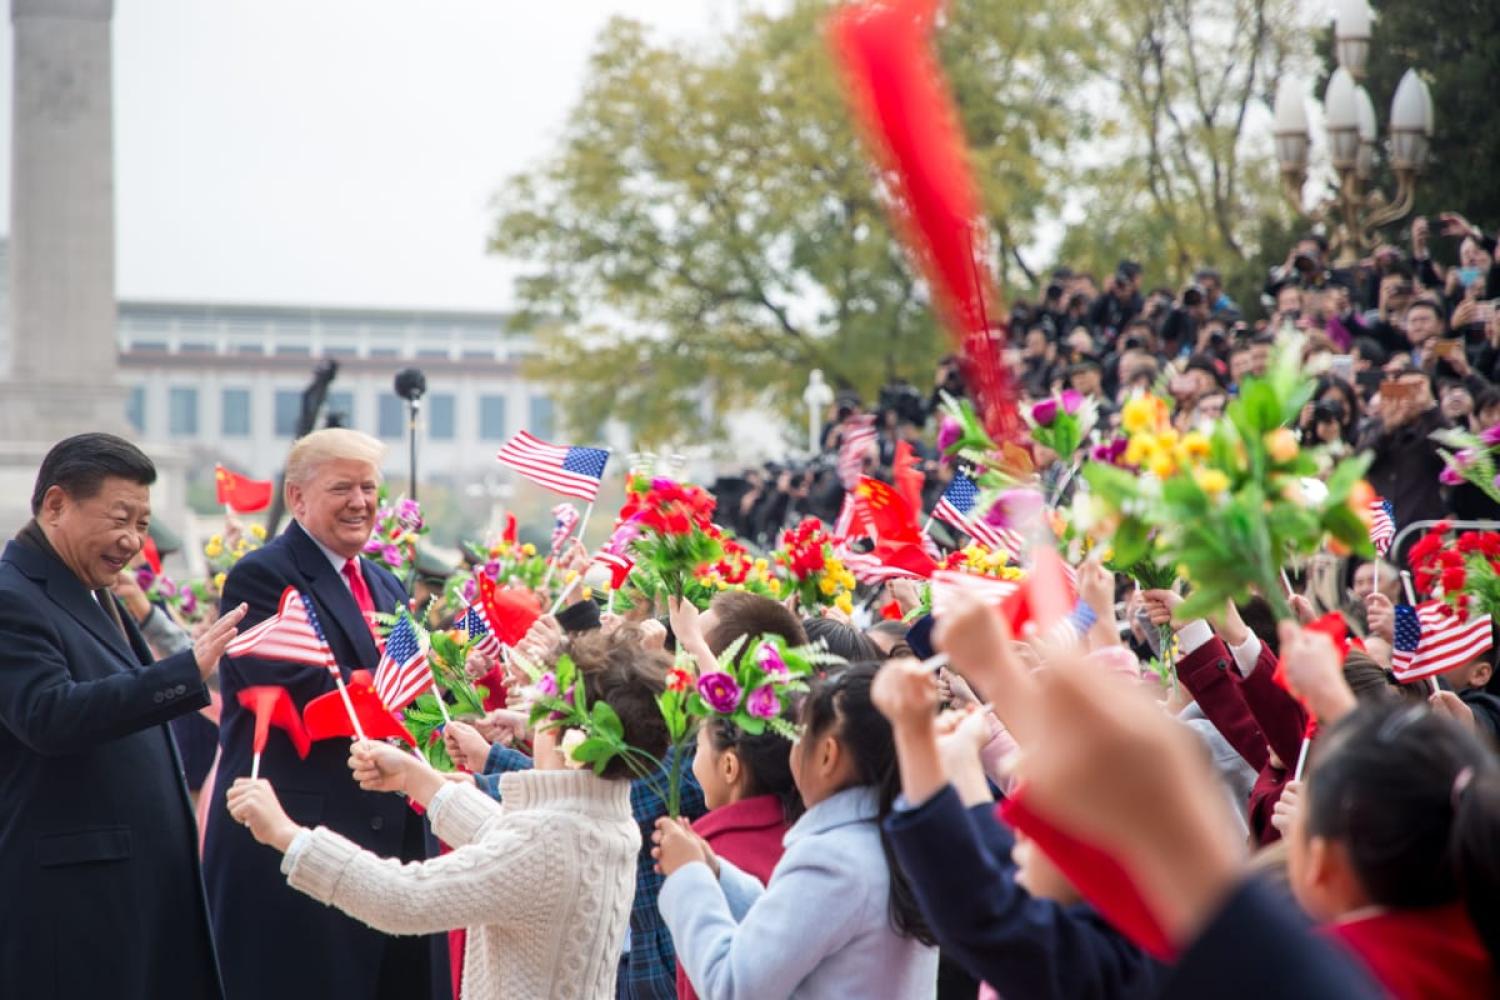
[{"left": 341, "top": 558, "right": 375, "bottom": 617}]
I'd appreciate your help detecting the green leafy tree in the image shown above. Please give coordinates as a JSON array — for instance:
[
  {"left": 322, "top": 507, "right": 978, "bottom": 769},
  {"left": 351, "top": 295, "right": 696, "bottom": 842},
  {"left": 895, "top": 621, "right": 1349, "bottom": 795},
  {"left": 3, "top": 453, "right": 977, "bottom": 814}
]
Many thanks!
[
  {"left": 1360, "top": 0, "right": 1500, "bottom": 237},
  {"left": 1057, "top": 0, "right": 1313, "bottom": 292},
  {"left": 491, "top": 1, "right": 1093, "bottom": 444}
]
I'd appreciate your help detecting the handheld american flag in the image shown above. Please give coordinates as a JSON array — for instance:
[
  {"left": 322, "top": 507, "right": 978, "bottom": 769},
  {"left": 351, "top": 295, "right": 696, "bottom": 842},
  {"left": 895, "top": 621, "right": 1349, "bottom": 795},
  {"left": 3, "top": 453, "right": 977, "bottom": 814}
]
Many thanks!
[
  {"left": 460, "top": 602, "right": 504, "bottom": 658},
  {"left": 1391, "top": 601, "right": 1494, "bottom": 683},
  {"left": 372, "top": 613, "right": 433, "bottom": 713},
  {"left": 930, "top": 569, "right": 1021, "bottom": 617},
  {"left": 933, "top": 473, "right": 1023, "bottom": 556},
  {"left": 1369, "top": 498, "right": 1395, "bottom": 557},
  {"left": 226, "top": 588, "right": 337, "bottom": 669},
  {"left": 550, "top": 503, "right": 581, "bottom": 554},
  {"left": 837, "top": 417, "right": 879, "bottom": 490},
  {"left": 497, "top": 431, "right": 609, "bottom": 502}
]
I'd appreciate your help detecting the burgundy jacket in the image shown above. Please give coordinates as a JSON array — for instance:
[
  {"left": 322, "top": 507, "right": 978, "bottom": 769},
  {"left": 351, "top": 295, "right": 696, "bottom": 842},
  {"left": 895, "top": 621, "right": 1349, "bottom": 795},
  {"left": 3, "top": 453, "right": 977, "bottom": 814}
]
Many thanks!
[{"left": 1176, "top": 632, "right": 1310, "bottom": 844}]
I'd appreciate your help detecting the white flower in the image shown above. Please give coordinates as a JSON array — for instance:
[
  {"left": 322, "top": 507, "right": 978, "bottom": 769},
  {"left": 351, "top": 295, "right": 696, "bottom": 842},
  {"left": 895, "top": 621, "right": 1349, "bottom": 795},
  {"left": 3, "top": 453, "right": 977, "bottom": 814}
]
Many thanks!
[{"left": 559, "top": 728, "right": 589, "bottom": 769}]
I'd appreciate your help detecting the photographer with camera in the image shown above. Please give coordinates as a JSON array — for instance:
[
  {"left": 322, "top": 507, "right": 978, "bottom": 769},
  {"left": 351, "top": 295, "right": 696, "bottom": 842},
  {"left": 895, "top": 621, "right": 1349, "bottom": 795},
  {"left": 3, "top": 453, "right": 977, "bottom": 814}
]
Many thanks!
[
  {"left": 1086, "top": 259, "right": 1143, "bottom": 344},
  {"left": 1264, "top": 233, "right": 1331, "bottom": 297},
  {"left": 1160, "top": 282, "right": 1211, "bottom": 358}
]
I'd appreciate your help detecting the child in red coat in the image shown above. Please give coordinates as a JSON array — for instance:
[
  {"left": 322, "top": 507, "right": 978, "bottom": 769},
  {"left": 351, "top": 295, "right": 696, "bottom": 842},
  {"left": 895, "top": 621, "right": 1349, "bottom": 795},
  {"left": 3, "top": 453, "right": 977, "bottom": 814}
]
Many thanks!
[{"left": 675, "top": 717, "right": 801, "bottom": 1000}]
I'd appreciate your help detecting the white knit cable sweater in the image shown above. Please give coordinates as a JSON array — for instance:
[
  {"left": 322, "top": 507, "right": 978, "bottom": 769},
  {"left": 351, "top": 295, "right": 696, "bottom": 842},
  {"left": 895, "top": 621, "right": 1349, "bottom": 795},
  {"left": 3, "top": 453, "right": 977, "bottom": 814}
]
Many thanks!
[{"left": 281, "top": 769, "right": 639, "bottom": 1000}]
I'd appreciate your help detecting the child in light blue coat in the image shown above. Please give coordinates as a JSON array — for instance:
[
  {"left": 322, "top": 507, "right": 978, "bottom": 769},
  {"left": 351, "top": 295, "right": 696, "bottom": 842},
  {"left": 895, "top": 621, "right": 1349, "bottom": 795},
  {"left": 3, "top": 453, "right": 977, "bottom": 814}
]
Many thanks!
[{"left": 654, "top": 663, "right": 939, "bottom": 999}]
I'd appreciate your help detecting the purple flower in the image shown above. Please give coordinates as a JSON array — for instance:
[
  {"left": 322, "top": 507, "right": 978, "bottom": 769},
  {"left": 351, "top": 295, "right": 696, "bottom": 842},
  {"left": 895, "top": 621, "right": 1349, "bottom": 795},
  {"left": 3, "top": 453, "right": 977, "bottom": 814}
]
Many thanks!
[
  {"left": 482, "top": 559, "right": 502, "bottom": 581},
  {"left": 156, "top": 576, "right": 178, "bottom": 598},
  {"left": 756, "top": 643, "right": 789, "bottom": 679},
  {"left": 363, "top": 537, "right": 384, "bottom": 554},
  {"left": 1060, "top": 389, "right": 1083, "bottom": 415},
  {"left": 746, "top": 685, "right": 781, "bottom": 720},
  {"left": 650, "top": 477, "right": 677, "bottom": 491},
  {"left": 460, "top": 576, "right": 477, "bottom": 604},
  {"left": 1440, "top": 465, "right": 1465, "bottom": 486},
  {"left": 1031, "top": 397, "right": 1059, "bottom": 427},
  {"left": 1091, "top": 437, "right": 1128, "bottom": 464},
  {"left": 396, "top": 498, "right": 424, "bottom": 531},
  {"left": 134, "top": 566, "right": 155, "bottom": 590},
  {"left": 1456, "top": 448, "right": 1478, "bottom": 468},
  {"left": 181, "top": 589, "right": 198, "bottom": 615},
  {"left": 382, "top": 543, "right": 404, "bottom": 567},
  {"left": 537, "top": 672, "right": 560, "bottom": 698},
  {"left": 696, "top": 671, "right": 743, "bottom": 714},
  {"left": 1482, "top": 425, "right": 1500, "bottom": 446},
  {"left": 937, "top": 416, "right": 962, "bottom": 456},
  {"left": 984, "top": 488, "right": 1044, "bottom": 528}
]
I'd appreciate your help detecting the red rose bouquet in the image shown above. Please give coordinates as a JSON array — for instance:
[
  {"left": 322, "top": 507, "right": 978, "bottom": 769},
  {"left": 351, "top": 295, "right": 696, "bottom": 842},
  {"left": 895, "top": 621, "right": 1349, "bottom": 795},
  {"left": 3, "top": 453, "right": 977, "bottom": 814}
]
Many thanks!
[
  {"left": 772, "top": 517, "right": 857, "bottom": 613},
  {"left": 1409, "top": 522, "right": 1500, "bottom": 620},
  {"left": 618, "top": 475, "right": 723, "bottom": 600}
]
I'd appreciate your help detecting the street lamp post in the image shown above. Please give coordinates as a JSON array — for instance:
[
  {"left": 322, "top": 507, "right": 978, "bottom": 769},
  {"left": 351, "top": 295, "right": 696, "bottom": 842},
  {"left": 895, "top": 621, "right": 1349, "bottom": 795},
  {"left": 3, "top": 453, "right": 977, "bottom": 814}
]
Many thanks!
[
  {"left": 802, "top": 369, "right": 833, "bottom": 457},
  {"left": 1272, "top": 0, "right": 1434, "bottom": 266}
]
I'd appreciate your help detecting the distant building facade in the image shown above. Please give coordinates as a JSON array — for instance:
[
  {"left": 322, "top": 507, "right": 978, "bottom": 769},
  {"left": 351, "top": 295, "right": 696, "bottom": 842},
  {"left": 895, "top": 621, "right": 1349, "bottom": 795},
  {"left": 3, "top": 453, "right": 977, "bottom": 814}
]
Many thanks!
[{"left": 117, "top": 298, "right": 553, "bottom": 491}]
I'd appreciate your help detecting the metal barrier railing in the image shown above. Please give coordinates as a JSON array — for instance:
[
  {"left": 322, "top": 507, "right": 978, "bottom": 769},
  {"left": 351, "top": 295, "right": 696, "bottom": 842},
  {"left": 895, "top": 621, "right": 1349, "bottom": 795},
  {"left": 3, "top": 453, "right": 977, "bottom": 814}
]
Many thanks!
[{"left": 1388, "top": 519, "right": 1500, "bottom": 563}]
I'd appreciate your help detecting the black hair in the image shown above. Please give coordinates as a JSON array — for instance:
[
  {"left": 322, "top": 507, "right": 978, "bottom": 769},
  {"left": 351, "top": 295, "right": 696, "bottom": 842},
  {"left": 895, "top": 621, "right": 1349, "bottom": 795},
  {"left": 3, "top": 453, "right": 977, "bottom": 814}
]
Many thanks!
[
  {"left": 1306, "top": 703, "right": 1500, "bottom": 963},
  {"left": 31, "top": 433, "right": 157, "bottom": 515},
  {"left": 802, "top": 616, "right": 883, "bottom": 663},
  {"left": 1352, "top": 337, "right": 1389, "bottom": 367},
  {"left": 866, "top": 619, "right": 912, "bottom": 658},
  {"left": 705, "top": 717, "right": 804, "bottom": 826},
  {"left": 1406, "top": 299, "right": 1445, "bottom": 324},
  {"left": 1235, "top": 596, "right": 1280, "bottom": 656},
  {"left": 799, "top": 663, "right": 935, "bottom": 945}
]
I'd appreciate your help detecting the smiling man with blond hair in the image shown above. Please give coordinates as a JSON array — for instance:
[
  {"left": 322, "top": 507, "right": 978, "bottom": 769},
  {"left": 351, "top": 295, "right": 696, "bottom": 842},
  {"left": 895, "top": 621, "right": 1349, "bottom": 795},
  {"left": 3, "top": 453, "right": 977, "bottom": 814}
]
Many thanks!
[{"left": 203, "top": 428, "right": 447, "bottom": 1000}]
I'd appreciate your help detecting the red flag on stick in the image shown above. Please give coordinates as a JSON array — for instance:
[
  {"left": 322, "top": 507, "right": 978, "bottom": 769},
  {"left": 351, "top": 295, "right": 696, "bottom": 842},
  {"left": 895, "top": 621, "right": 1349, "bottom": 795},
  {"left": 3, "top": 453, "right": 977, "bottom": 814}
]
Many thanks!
[
  {"left": 478, "top": 574, "right": 543, "bottom": 647},
  {"left": 237, "top": 686, "right": 311, "bottom": 780},
  {"left": 139, "top": 535, "right": 163, "bottom": 576},
  {"left": 830, "top": 0, "right": 1019, "bottom": 443},
  {"left": 303, "top": 670, "right": 416, "bottom": 748},
  {"left": 215, "top": 464, "right": 273, "bottom": 513}
]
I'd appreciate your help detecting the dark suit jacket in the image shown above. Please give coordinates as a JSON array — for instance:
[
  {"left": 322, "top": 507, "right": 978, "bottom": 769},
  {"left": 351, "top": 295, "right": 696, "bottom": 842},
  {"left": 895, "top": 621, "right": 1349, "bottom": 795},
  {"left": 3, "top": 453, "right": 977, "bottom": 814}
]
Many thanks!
[
  {"left": 0, "top": 538, "right": 221, "bottom": 1000},
  {"left": 885, "top": 785, "right": 1165, "bottom": 1000},
  {"left": 1161, "top": 879, "right": 1381, "bottom": 999},
  {"left": 202, "top": 520, "right": 439, "bottom": 1000}
]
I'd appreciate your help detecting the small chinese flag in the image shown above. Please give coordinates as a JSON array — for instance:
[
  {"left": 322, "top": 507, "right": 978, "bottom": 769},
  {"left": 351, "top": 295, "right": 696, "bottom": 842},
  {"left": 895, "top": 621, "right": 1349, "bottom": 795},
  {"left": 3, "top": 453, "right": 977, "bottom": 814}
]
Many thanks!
[
  {"left": 478, "top": 574, "right": 543, "bottom": 646},
  {"left": 215, "top": 464, "right": 274, "bottom": 513},
  {"left": 303, "top": 670, "right": 416, "bottom": 747},
  {"left": 237, "top": 685, "right": 311, "bottom": 759}
]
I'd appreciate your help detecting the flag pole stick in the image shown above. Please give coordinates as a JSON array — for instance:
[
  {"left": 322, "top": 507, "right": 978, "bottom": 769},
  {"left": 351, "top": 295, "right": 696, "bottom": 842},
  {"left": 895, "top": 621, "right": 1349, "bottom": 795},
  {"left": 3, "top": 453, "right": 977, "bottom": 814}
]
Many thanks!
[
  {"left": 1280, "top": 568, "right": 1294, "bottom": 598},
  {"left": 251, "top": 752, "right": 261, "bottom": 781},
  {"left": 607, "top": 588, "right": 616, "bottom": 615},
  {"left": 1400, "top": 570, "right": 1418, "bottom": 605},
  {"left": 548, "top": 574, "right": 582, "bottom": 616},
  {"left": 327, "top": 666, "right": 368, "bottom": 742},
  {"left": 1293, "top": 736, "right": 1312, "bottom": 782},
  {"left": 431, "top": 684, "right": 452, "bottom": 724},
  {"left": 541, "top": 501, "right": 594, "bottom": 591}
]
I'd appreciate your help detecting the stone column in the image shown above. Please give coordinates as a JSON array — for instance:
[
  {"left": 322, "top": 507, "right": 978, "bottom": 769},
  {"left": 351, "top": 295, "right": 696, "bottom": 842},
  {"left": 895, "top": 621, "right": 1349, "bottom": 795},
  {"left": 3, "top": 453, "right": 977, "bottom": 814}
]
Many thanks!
[{"left": 2, "top": 0, "right": 123, "bottom": 438}]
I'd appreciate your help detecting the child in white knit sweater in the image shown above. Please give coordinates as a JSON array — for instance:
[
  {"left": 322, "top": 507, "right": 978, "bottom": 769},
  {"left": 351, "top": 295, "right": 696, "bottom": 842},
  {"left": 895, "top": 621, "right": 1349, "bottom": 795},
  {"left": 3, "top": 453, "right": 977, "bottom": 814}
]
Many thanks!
[{"left": 227, "top": 629, "right": 673, "bottom": 1000}]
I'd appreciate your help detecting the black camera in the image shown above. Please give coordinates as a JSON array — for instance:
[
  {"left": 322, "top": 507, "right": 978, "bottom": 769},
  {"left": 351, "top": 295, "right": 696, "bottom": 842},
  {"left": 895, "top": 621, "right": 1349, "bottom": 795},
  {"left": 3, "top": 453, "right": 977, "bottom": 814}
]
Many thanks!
[{"left": 1312, "top": 399, "right": 1345, "bottom": 424}]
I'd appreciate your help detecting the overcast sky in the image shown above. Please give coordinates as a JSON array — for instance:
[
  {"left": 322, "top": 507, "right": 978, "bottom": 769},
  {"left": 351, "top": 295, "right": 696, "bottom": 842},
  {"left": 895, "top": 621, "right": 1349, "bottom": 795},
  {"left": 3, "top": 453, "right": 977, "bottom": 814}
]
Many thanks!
[{"left": 0, "top": 0, "right": 761, "bottom": 312}]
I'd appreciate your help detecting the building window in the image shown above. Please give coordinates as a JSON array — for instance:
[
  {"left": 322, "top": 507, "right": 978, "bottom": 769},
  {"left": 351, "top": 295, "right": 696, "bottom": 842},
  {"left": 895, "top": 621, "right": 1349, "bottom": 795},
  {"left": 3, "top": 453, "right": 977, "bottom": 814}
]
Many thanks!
[
  {"left": 326, "top": 390, "right": 355, "bottom": 428},
  {"left": 168, "top": 387, "right": 199, "bottom": 438},
  {"left": 126, "top": 386, "right": 146, "bottom": 433},
  {"left": 529, "top": 396, "right": 555, "bottom": 440},
  {"left": 275, "top": 389, "right": 302, "bottom": 437},
  {"left": 428, "top": 393, "right": 455, "bottom": 441},
  {"left": 479, "top": 395, "right": 507, "bottom": 440},
  {"left": 222, "top": 388, "right": 251, "bottom": 436},
  {"left": 378, "top": 394, "right": 405, "bottom": 440}
]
